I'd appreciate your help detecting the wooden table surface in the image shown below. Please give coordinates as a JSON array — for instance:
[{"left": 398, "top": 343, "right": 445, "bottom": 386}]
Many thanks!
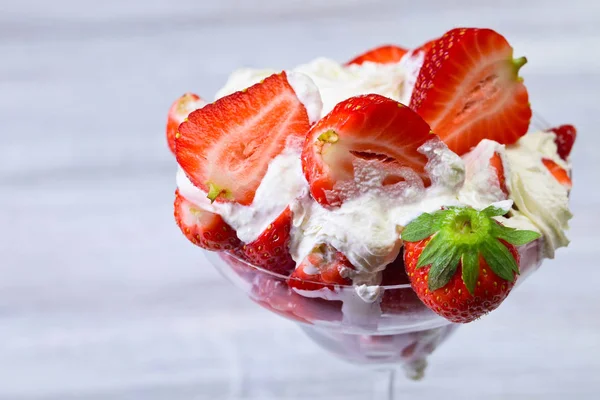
[{"left": 1, "top": 0, "right": 600, "bottom": 398}]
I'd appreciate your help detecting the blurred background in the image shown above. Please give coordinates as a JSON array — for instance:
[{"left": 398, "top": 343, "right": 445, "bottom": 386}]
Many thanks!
[{"left": 1, "top": 0, "right": 600, "bottom": 398}]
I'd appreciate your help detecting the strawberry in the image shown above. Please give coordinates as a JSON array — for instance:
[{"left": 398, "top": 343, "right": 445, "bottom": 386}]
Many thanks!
[
  {"left": 173, "top": 190, "right": 241, "bottom": 251},
  {"left": 288, "top": 244, "right": 353, "bottom": 291},
  {"left": 549, "top": 124, "right": 577, "bottom": 160},
  {"left": 379, "top": 250, "right": 425, "bottom": 314},
  {"left": 409, "top": 28, "right": 532, "bottom": 155},
  {"left": 166, "top": 93, "right": 205, "bottom": 155},
  {"left": 251, "top": 275, "right": 312, "bottom": 324},
  {"left": 489, "top": 152, "right": 509, "bottom": 196},
  {"left": 241, "top": 207, "right": 296, "bottom": 275},
  {"left": 346, "top": 45, "right": 408, "bottom": 66},
  {"left": 411, "top": 38, "right": 437, "bottom": 56},
  {"left": 542, "top": 158, "right": 572, "bottom": 189},
  {"left": 402, "top": 205, "right": 540, "bottom": 323},
  {"left": 248, "top": 269, "right": 343, "bottom": 324},
  {"left": 302, "top": 94, "right": 435, "bottom": 207},
  {"left": 176, "top": 72, "right": 312, "bottom": 206}
]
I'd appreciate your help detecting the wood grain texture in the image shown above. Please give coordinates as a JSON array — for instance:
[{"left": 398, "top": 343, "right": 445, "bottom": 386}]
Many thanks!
[{"left": 1, "top": 0, "right": 600, "bottom": 398}]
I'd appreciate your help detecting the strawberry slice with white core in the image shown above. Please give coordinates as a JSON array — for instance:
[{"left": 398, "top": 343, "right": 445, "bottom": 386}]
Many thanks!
[
  {"left": 346, "top": 45, "right": 408, "bottom": 66},
  {"left": 176, "top": 72, "right": 314, "bottom": 206},
  {"left": 410, "top": 28, "right": 532, "bottom": 155},
  {"left": 173, "top": 190, "right": 241, "bottom": 251},
  {"left": 302, "top": 94, "right": 435, "bottom": 207},
  {"left": 166, "top": 93, "right": 205, "bottom": 155}
]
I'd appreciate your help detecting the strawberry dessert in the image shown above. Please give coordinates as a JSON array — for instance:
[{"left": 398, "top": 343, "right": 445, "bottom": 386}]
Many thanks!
[{"left": 167, "top": 27, "right": 575, "bottom": 365}]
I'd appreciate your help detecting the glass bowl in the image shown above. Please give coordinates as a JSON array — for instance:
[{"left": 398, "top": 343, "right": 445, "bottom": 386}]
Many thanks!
[{"left": 203, "top": 239, "right": 543, "bottom": 386}]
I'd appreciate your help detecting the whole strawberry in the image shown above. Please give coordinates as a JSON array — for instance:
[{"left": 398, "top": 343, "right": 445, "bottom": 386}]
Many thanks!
[{"left": 402, "top": 205, "right": 540, "bottom": 323}]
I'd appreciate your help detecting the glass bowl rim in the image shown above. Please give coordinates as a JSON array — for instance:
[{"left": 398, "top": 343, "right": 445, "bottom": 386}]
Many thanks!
[{"left": 215, "top": 251, "right": 414, "bottom": 290}]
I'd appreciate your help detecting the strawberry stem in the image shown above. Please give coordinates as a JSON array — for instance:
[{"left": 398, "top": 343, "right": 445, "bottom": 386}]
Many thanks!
[
  {"left": 512, "top": 56, "right": 527, "bottom": 76},
  {"left": 318, "top": 129, "right": 339, "bottom": 143},
  {"left": 207, "top": 182, "right": 226, "bottom": 203}
]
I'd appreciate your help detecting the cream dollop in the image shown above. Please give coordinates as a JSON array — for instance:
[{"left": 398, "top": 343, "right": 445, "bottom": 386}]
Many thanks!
[
  {"left": 214, "top": 56, "right": 422, "bottom": 119},
  {"left": 503, "top": 131, "right": 572, "bottom": 258}
]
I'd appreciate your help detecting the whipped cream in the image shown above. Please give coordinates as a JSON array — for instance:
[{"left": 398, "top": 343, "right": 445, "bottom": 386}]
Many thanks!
[
  {"left": 503, "top": 131, "right": 572, "bottom": 258},
  {"left": 181, "top": 56, "right": 571, "bottom": 288},
  {"left": 459, "top": 139, "right": 509, "bottom": 208},
  {"left": 286, "top": 71, "right": 323, "bottom": 124},
  {"left": 215, "top": 56, "right": 422, "bottom": 118}
]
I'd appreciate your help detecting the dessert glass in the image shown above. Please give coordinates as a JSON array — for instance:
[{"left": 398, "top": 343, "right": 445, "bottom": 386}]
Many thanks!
[{"left": 204, "top": 239, "right": 543, "bottom": 399}]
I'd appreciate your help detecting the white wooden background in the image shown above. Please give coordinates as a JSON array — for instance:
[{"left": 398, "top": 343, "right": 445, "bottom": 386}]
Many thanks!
[{"left": 1, "top": 0, "right": 600, "bottom": 398}]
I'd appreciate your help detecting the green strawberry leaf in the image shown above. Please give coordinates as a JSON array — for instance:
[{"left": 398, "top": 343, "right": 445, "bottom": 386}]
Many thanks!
[
  {"left": 408, "top": 205, "right": 538, "bottom": 295},
  {"left": 416, "top": 232, "right": 451, "bottom": 268},
  {"left": 402, "top": 213, "right": 436, "bottom": 242},
  {"left": 402, "top": 210, "right": 448, "bottom": 242},
  {"left": 428, "top": 246, "right": 460, "bottom": 292},
  {"left": 461, "top": 250, "right": 480, "bottom": 295},
  {"left": 480, "top": 238, "right": 518, "bottom": 281},
  {"left": 492, "top": 224, "right": 541, "bottom": 246},
  {"left": 482, "top": 205, "right": 509, "bottom": 217}
]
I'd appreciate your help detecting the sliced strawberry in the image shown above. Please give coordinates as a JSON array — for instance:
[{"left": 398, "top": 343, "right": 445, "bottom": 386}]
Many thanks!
[
  {"left": 251, "top": 271, "right": 343, "bottom": 324},
  {"left": 411, "top": 38, "right": 437, "bottom": 56},
  {"left": 176, "top": 72, "right": 311, "bottom": 206},
  {"left": 549, "top": 124, "right": 577, "bottom": 160},
  {"left": 410, "top": 28, "right": 532, "bottom": 155},
  {"left": 166, "top": 93, "right": 205, "bottom": 155},
  {"left": 173, "top": 190, "right": 241, "bottom": 251},
  {"left": 542, "top": 158, "right": 572, "bottom": 189},
  {"left": 346, "top": 45, "right": 408, "bottom": 66},
  {"left": 489, "top": 152, "right": 509, "bottom": 196},
  {"left": 288, "top": 244, "right": 353, "bottom": 291},
  {"left": 242, "top": 207, "right": 295, "bottom": 275},
  {"left": 302, "top": 94, "right": 435, "bottom": 207}
]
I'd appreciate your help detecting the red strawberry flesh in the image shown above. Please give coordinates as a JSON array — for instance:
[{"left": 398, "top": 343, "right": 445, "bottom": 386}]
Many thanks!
[
  {"left": 173, "top": 190, "right": 241, "bottom": 251},
  {"left": 166, "top": 93, "right": 205, "bottom": 155},
  {"left": 410, "top": 28, "right": 532, "bottom": 155},
  {"left": 542, "top": 158, "right": 572, "bottom": 189},
  {"left": 288, "top": 244, "right": 353, "bottom": 291},
  {"left": 346, "top": 45, "right": 408, "bottom": 66},
  {"left": 489, "top": 152, "right": 509, "bottom": 196},
  {"left": 302, "top": 94, "right": 435, "bottom": 207},
  {"left": 549, "top": 124, "right": 577, "bottom": 160},
  {"left": 176, "top": 72, "right": 311, "bottom": 205}
]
